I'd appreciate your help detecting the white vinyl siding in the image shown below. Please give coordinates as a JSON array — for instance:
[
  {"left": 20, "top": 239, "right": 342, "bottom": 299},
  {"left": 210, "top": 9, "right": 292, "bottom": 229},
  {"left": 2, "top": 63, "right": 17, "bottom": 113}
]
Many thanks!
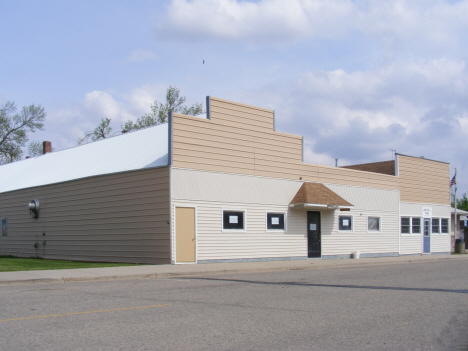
[
  {"left": 172, "top": 168, "right": 400, "bottom": 260},
  {"left": 322, "top": 209, "right": 399, "bottom": 256},
  {"left": 431, "top": 234, "right": 451, "bottom": 253},
  {"left": 399, "top": 235, "right": 423, "bottom": 255},
  {"left": 400, "top": 202, "right": 451, "bottom": 218},
  {"left": 399, "top": 202, "right": 451, "bottom": 255},
  {"left": 172, "top": 200, "right": 307, "bottom": 261}
]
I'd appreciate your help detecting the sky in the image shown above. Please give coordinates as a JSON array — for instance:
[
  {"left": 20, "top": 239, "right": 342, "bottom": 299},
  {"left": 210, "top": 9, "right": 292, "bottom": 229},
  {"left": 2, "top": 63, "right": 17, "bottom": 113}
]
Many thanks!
[{"left": 1, "top": 0, "right": 467, "bottom": 196}]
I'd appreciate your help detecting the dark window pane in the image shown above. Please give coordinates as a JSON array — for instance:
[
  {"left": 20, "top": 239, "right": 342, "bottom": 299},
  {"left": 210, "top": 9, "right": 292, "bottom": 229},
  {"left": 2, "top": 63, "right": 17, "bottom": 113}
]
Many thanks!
[
  {"left": 412, "top": 217, "right": 421, "bottom": 234},
  {"left": 223, "top": 211, "right": 244, "bottom": 230},
  {"left": 432, "top": 218, "right": 440, "bottom": 233},
  {"left": 441, "top": 218, "right": 449, "bottom": 233},
  {"left": 267, "top": 213, "right": 285, "bottom": 230},
  {"left": 339, "top": 216, "right": 352, "bottom": 231}
]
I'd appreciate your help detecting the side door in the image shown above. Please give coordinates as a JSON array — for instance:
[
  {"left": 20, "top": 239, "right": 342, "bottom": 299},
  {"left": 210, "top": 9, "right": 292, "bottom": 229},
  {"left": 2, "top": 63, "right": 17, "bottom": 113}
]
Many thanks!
[
  {"left": 307, "top": 211, "right": 321, "bottom": 258},
  {"left": 175, "top": 207, "right": 196, "bottom": 263}
]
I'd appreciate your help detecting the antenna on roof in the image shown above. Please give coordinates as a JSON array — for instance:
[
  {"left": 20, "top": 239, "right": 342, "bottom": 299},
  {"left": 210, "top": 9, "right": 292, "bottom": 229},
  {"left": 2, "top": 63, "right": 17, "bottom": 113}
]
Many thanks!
[{"left": 389, "top": 149, "right": 396, "bottom": 160}]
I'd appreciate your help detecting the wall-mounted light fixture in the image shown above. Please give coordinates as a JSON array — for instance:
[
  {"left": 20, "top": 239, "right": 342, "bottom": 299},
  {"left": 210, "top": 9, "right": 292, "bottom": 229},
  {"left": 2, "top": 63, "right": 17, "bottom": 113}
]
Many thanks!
[{"left": 28, "top": 199, "right": 40, "bottom": 218}]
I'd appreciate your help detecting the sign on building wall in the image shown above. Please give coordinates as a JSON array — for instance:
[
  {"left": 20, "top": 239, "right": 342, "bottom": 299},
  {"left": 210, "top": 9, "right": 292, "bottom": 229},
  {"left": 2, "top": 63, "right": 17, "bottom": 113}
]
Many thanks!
[{"left": 422, "top": 207, "right": 432, "bottom": 218}]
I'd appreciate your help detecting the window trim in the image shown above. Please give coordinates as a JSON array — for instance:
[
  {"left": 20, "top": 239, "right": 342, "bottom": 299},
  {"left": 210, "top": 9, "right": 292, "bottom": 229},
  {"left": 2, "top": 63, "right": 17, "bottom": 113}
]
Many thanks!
[
  {"left": 411, "top": 217, "right": 421, "bottom": 235},
  {"left": 401, "top": 216, "right": 423, "bottom": 235},
  {"left": 440, "top": 217, "right": 450, "bottom": 234},
  {"left": 222, "top": 209, "right": 246, "bottom": 232},
  {"left": 338, "top": 215, "right": 353, "bottom": 232},
  {"left": 265, "top": 211, "right": 286, "bottom": 232},
  {"left": 367, "top": 216, "right": 381, "bottom": 232},
  {"left": 401, "top": 217, "right": 411, "bottom": 235}
]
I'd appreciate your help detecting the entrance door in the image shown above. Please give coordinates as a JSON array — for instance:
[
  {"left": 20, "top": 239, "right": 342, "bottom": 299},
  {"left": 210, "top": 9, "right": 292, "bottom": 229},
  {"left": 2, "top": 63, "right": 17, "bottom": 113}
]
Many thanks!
[
  {"left": 307, "top": 211, "right": 321, "bottom": 258},
  {"left": 423, "top": 218, "right": 431, "bottom": 253},
  {"left": 175, "top": 207, "right": 195, "bottom": 263}
]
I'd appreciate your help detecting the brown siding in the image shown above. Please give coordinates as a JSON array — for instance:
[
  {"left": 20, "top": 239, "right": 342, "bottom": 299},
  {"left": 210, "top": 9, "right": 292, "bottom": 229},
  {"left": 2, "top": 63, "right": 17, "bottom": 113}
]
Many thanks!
[
  {"left": 398, "top": 154, "right": 450, "bottom": 205},
  {"left": 173, "top": 97, "right": 398, "bottom": 190},
  {"left": 0, "top": 167, "right": 170, "bottom": 264},
  {"left": 341, "top": 160, "right": 395, "bottom": 176}
]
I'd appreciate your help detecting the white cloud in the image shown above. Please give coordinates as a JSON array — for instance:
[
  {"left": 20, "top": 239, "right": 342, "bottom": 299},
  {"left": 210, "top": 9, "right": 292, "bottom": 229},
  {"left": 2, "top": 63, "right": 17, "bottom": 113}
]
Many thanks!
[
  {"left": 156, "top": 0, "right": 468, "bottom": 55},
  {"left": 157, "top": 0, "right": 354, "bottom": 42},
  {"left": 125, "top": 84, "right": 167, "bottom": 114},
  {"left": 127, "top": 49, "right": 158, "bottom": 62},
  {"left": 84, "top": 91, "right": 122, "bottom": 120},
  {"left": 233, "top": 57, "right": 468, "bottom": 169},
  {"left": 34, "top": 85, "right": 173, "bottom": 151}
]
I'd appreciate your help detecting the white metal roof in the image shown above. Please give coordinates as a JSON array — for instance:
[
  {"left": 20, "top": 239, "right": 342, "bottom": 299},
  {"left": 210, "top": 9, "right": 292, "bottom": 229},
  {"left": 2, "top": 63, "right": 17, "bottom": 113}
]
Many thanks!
[
  {"left": 0, "top": 124, "right": 169, "bottom": 194},
  {"left": 452, "top": 207, "right": 468, "bottom": 216}
]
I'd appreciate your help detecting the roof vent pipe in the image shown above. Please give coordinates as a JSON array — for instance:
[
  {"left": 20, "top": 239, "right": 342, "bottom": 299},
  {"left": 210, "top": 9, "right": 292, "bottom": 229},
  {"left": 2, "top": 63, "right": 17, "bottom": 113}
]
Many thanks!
[
  {"left": 335, "top": 159, "right": 338, "bottom": 167},
  {"left": 43, "top": 141, "right": 52, "bottom": 154}
]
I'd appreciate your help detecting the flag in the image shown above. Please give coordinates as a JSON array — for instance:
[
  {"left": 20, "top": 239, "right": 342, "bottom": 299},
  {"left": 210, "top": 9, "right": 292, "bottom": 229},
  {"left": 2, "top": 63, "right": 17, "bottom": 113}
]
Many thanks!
[{"left": 450, "top": 174, "right": 456, "bottom": 187}]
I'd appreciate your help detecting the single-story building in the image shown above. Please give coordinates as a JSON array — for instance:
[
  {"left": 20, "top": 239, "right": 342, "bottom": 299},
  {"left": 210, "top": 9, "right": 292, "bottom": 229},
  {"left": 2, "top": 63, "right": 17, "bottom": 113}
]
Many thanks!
[
  {"left": 0, "top": 97, "right": 452, "bottom": 264},
  {"left": 451, "top": 208, "right": 468, "bottom": 249}
]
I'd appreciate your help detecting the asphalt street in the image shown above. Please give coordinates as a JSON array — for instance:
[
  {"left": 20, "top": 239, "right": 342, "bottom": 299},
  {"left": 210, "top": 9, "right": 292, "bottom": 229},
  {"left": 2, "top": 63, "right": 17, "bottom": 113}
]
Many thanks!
[{"left": 1, "top": 259, "right": 467, "bottom": 350}]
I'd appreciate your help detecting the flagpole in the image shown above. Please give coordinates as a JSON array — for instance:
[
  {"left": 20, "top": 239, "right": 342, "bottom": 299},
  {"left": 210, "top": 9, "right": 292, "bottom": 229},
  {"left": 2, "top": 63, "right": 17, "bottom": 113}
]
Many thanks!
[{"left": 454, "top": 168, "right": 457, "bottom": 249}]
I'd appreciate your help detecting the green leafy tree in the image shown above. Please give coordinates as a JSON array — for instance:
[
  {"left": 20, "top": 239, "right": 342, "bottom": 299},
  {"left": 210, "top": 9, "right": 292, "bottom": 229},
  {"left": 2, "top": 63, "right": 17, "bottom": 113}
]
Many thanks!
[
  {"left": 78, "top": 118, "right": 114, "bottom": 145},
  {"left": 27, "top": 141, "right": 43, "bottom": 157},
  {"left": 121, "top": 86, "right": 203, "bottom": 132},
  {"left": 0, "top": 101, "right": 46, "bottom": 164},
  {"left": 451, "top": 192, "right": 468, "bottom": 211}
]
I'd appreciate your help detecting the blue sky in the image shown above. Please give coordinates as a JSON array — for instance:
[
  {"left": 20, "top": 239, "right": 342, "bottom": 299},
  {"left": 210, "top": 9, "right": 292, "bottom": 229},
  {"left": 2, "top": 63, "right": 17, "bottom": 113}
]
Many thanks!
[{"left": 1, "top": 0, "right": 467, "bottom": 196}]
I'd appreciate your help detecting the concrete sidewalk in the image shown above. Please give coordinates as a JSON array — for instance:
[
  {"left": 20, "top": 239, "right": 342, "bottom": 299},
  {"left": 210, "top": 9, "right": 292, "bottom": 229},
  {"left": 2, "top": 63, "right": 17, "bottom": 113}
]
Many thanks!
[{"left": 1, "top": 254, "right": 467, "bottom": 285}]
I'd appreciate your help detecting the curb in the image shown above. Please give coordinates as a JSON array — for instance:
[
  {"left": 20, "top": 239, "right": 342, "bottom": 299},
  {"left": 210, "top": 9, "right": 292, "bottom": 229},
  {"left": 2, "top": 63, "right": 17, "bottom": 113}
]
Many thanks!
[{"left": 1, "top": 254, "right": 466, "bottom": 286}]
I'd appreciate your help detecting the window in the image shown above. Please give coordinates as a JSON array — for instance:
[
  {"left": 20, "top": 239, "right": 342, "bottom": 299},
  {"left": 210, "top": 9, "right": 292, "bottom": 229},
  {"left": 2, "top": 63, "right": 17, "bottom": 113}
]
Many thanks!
[
  {"left": 401, "top": 217, "right": 410, "bottom": 234},
  {"left": 339, "top": 216, "right": 352, "bottom": 231},
  {"left": 267, "top": 213, "right": 285, "bottom": 230},
  {"left": 441, "top": 218, "right": 449, "bottom": 233},
  {"left": 223, "top": 211, "right": 244, "bottom": 230},
  {"left": 368, "top": 217, "right": 381, "bottom": 231},
  {"left": 432, "top": 218, "right": 440, "bottom": 234},
  {"left": 412, "top": 218, "right": 421, "bottom": 234},
  {"left": 1, "top": 218, "right": 6, "bottom": 236}
]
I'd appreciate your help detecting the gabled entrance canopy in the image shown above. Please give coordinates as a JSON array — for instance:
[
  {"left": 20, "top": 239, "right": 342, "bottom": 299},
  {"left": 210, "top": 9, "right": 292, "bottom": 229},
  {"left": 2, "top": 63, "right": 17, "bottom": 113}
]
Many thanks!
[{"left": 289, "top": 182, "right": 354, "bottom": 210}]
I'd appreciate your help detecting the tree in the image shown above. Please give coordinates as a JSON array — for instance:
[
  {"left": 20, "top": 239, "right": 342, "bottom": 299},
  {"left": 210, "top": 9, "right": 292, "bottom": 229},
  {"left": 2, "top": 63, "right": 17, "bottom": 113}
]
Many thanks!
[
  {"left": 78, "top": 118, "right": 114, "bottom": 145},
  {"left": 0, "top": 101, "right": 46, "bottom": 164},
  {"left": 451, "top": 192, "right": 468, "bottom": 211},
  {"left": 79, "top": 86, "right": 204, "bottom": 145},
  {"left": 27, "top": 141, "right": 43, "bottom": 157},
  {"left": 121, "top": 86, "right": 203, "bottom": 132}
]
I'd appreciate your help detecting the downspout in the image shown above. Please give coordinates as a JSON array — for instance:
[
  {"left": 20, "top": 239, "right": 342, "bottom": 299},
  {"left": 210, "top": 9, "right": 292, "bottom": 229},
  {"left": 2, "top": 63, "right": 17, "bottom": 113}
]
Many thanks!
[
  {"left": 273, "top": 110, "right": 276, "bottom": 131},
  {"left": 206, "top": 96, "right": 211, "bottom": 120},
  {"left": 396, "top": 154, "right": 400, "bottom": 256},
  {"left": 168, "top": 111, "right": 174, "bottom": 264}
]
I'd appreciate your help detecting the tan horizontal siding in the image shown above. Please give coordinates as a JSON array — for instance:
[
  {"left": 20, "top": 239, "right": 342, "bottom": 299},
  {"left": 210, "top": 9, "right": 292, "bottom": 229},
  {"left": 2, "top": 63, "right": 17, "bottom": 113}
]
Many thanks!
[
  {"left": 173, "top": 97, "right": 399, "bottom": 190},
  {"left": 398, "top": 155, "right": 450, "bottom": 205},
  {"left": 211, "top": 97, "right": 274, "bottom": 121},
  {"left": 0, "top": 167, "right": 171, "bottom": 264}
]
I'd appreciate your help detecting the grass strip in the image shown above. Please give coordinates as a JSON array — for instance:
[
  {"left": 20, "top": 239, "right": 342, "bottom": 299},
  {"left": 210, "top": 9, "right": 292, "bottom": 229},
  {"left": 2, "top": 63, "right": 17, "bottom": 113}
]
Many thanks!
[{"left": 0, "top": 256, "right": 140, "bottom": 272}]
